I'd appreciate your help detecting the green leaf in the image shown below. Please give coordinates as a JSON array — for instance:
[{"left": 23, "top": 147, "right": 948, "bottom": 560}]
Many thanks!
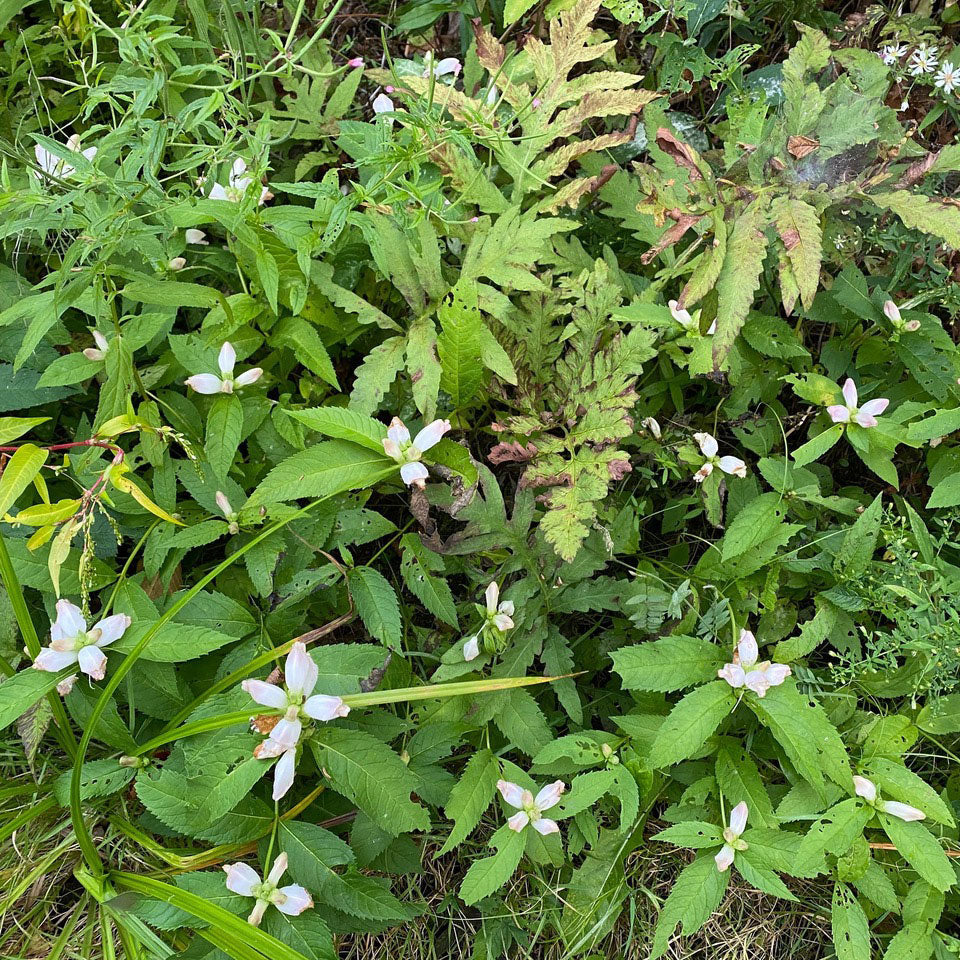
[
  {"left": 772, "top": 196, "right": 822, "bottom": 311},
  {"left": 648, "top": 681, "right": 733, "bottom": 769},
  {"left": 348, "top": 335, "right": 406, "bottom": 415},
  {"left": 250, "top": 440, "right": 394, "bottom": 505},
  {"left": 347, "top": 566, "right": 402, "bottom": 650},
  {"left": 832, "top": 882, "right": 871, "bottom": 960},
  {"left": 122, "top": 279, "right": 222, "bottom": 308},
  {"left": 720, "top": 493, "right": 789, "bottom": 563},
  {"left": 712, "top": 201, "right": 768, "bottom": 368},
  {"left": 649, "top": 854, "right": 729, "bottom": 959},
  {"left": 400, "top": 535, "right": 457, "bottom": 628},
  {"left": 437, "top": 280, "right": 484, "bottom": 408},
  {"left": 459, "top": 824, "right": 526, "bottom": 905},
  {"left": 0, "top": 443, "right": 48, "bottom": 518},
  {"left": 0, "top": 416, "right": 49, "bottom": 443},
  {"left": 716, "top": 742, "right": 777, "bottom": 828},
  {"left": 279, "top": 821, "right": 412, "bottom": 920},
  {"left": 796, "top": 799, "right": 873, "bottom": 875},
  {"left": 406, "top": 316, "right": 442, "bottom": 421},
  {"left": 272, "top": 316, "right": 338, "bottom": 388},
  {"left": 314, "top": 728, "right": 430, "bottom": 836},
  {"left": 792, "top": 423, "right": 844, "bottom": 467},
  {"left": 878, "top": 814, "right": 956, "bottom": 892},
  {"left": 557, "top": 769, "right": 618, "bottom": 818},
  {"left": 874, "top": 190, "right": 960, "bottom": 248},
  {"left": 835, "top": 493, "right": 882, "bottom": 578},
  {"left": 437, "top": 748, "right": 501, "bottom": 856},
  {"left": 205, "top": 394, "right": 243, "bottom": 479},
  {"left": 287, "top": 407, "right": 387, "bottom": 453},
  {"left": 493, "top": 687, "right": 553, "bottom": 757},
  {"left": 916, "top": 694, "right": 960, "bottom": 734},
  {"left": 113, "top": 623, "right": 237, "bottom": 662},
  {"left": 611, "top": 635, "right": 724, "bottom": 692},
  {"left": 263, "top": 908, "right": 336, "bottom": 960},
  {"left": 881, "top": 924, "right": 934, "bottom": 960},
  {"left": 0, "top": 667, "right": 62, "bottom": 731},
  {"left": 652, "top": 820, "right": 723, "bottom": 849},
  {"left": 502, "top": 0, "right": 537, "bottom": 25}
]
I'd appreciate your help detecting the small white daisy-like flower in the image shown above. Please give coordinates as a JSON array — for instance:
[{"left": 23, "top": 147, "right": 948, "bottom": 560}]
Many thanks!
[
  {"left": 879, "top": 43, "right": 907, "bottom": 66},
  {"left": 909, "top": 45, "right": 938, "bottom": 75},
  {"left": 935, "top": 61, "right": 959, "bottom": 93}
]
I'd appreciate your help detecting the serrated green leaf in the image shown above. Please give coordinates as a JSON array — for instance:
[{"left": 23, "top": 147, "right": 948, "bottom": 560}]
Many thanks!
[
  {"left": 649, "top": 854, "right": 729, "bottom": 959},
  {"left": 648, "top": 681, "right": 733, "bottom": 769},
  {"left": 459, "top": 824, "right": 526, "bottom": 905},
  {"left": 437, "top": 748, "right": 500, "bottom": 856},
  {"left": 348, "top": 566, "right": 402, "bottom": 650},
  {"left": 612, "top": 635, "right": 724, "bottom": 692}
]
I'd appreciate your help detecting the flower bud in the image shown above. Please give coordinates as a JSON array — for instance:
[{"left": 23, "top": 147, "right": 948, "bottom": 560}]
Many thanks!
[
  {"left": 168, "top": 257, "right": 187, "bottom": 271},
  {"left": 348, "top": 57, "right": 364, "bottom": 68},
  {"left": 904, "top": 318, "right": 920, "bottom": 332},
  {"left": 883, "top": 300, "right": 901, "bottom": 324}
]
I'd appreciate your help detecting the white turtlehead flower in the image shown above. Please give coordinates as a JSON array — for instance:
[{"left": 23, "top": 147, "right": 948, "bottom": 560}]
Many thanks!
[
  {"left": 216, "top": 490, "right": 239, "bottom": 534},
  {"left": 880, "top": 43, "right": 907, "bottom": 65},
  {"left": 372, "top": 93, "right": 396, "bottom": 124},
  {"left": 640, "top": 417, "right": 662, "bottom": 440},
  {"left": 715, "top": 802, "right": 749, "bottom": 872},
  {"left": 693, "top": 432, "right": 747, "bottom": 483},
  {"left": 208, "top": 158, "right": 271, "bottom": 205},
  {"left": 185, "top": 229, "right": 209, "bottom": 245},
  {"left": 909, "top": 45, "right": 938, "bottom": 75},
  {"left": 485, "top": 581, "right": 515, "bottom": 633},
  {"left": 185, "top": 342, "right": 263, "bottom": 395},
  {"left": 382, "top": 416, "right": 451, "bottom": 488},
  {"left": 463, "top": 581, "right": 515, "bottom": 661},
  {"left": 853, "top": 776, "right": 926, "bottom": 822},
  {"left": 223, "top": 853, "right": 313, "bottom": 926},
  {"left": 243, "top": 642, "right": 349, "bottom": 800},
  {"left": 883, "top": 300, "right": 901, "bottom": 325},
  {"left": 34, "top": 134, "right": 97, "bottom": 182},
  {"left": 827, "top": 378, "right": 889, "bottom": 429},
  {"left": 168, "top": 257, "right": 187, "bottom": 272},
  {"left": 718, "top": 629, "right": 791, "bottom": 698},
  {"left": 497, "top": 778, "right": 565, "bottom": 835},
  {"left": 83, "top": 330, "right": 109, "bottom": 362},
  {"left": 422, "top": 52, "right": 461, "bottom": 79},
  {"left": 668, "top": 299, "right": 696, "bottom": 331},
  {"left": 935, "top": 61, "right": 959, "bottom": 93},
  {"left": 33, "top": 600, "right": 131, "bottom": 682}
]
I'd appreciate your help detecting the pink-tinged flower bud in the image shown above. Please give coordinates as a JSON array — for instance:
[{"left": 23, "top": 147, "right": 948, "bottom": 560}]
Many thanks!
[
  {"left": 904, "top": 318, "right": 921, "bottom": 332},
  {"left": 883, "top": 300, "right": 901, "bottom": 324},
  {"left": 348, "top": 57, "right": 364, "bottom": 68}
]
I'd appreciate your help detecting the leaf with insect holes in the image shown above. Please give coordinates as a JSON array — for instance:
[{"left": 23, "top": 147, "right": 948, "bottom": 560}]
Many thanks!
[{"left": 437, "top": 281, "right": 484, "bottom": 409}]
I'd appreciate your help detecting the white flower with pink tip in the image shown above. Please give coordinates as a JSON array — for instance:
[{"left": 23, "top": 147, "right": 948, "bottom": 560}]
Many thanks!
[
  {"left": 83, "top": 330, "right": 109, "bottom": 362},
  {"left": 497, "top": 778, "right": 565, "bottom": 835},
  {"left": 382, "top": 417, "right": 451, "bottom": 488},
  {"left": 853, "top": 776, "right": 925, "bottom": 822},
  {"left": 32, "top": 600, "right": 131, "bottom": 683},
  {"left": 223, "top": 853, "right": 312, "bottom": 926},
  {"left": 242, "top": 642, "right": 349, "bottom": 800},
  {"left": 827, "top": 379, "right": 888, "bottom": 429},
  {"left": 718, "top": 629, "right": 791, "bottom": 698},
  {"left": 715, "top": 802, "right": 749, "bottom": 872},
  {"left": 693, "top": 432, "right": 746, "bottom": 483},
  {"left": 463, "top": 581, "right": 515, "bottom": 661},
  {"left": 185, "top": 342, "right": 263, "bottom": 395}
]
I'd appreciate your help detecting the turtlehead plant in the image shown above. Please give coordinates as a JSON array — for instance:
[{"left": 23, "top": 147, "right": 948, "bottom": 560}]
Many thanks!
[
  {"left": 381, "top": 416, "right": 451, "bottom": 488},
  {"left": 242, "top": 642, "right": 349, "bottom": 800},
  {"left": 718, "top": 629, "right": 791, "bottom": 698},
  {"left": 33, "top": 133, "right": 97, "bottom": 182},
  {"left": 827, "top": 379, "right": 889, "bottom": 429},
  {"left": 463, "top": 581, "right": 515, "bottom": 661},
  {"left": 853, "top": 776, "right": 925, "bottom": 822},
  {"left": 714, "top": 801, "right": 749, "bottom": 872},
  {"left": 206, "top": 158, "right": 271, "bottom": 205},
  {"left": 223, "top": 853, "right": 313, "bottom": 926},
  {"left": 497, "top": 778, "right": 565, "bottom": 835},
  {"left": 33, "top": 600, "right": 131, "bottom": 684},
  {"left": 185, "top": 342, "right": 263, "bottom": 395},
  {"left": 692, "top": 432, "right": 747, "bottom": 482}
]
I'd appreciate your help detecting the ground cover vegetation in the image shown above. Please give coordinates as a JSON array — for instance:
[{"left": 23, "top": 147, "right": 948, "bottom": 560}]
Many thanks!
[{"left": 2, "top": 0, "right": 960, "bottom": 958}]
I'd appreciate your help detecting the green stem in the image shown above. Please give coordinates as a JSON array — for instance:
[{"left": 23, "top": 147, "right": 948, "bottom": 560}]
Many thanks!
[{"left": 0, "top": 533, "right": 78, "bottom": 759}]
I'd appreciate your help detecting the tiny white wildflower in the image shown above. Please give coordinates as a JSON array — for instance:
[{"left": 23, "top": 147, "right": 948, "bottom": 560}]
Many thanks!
[{"left": 184, "top": 342, "right": 263, "bottom": 395}]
